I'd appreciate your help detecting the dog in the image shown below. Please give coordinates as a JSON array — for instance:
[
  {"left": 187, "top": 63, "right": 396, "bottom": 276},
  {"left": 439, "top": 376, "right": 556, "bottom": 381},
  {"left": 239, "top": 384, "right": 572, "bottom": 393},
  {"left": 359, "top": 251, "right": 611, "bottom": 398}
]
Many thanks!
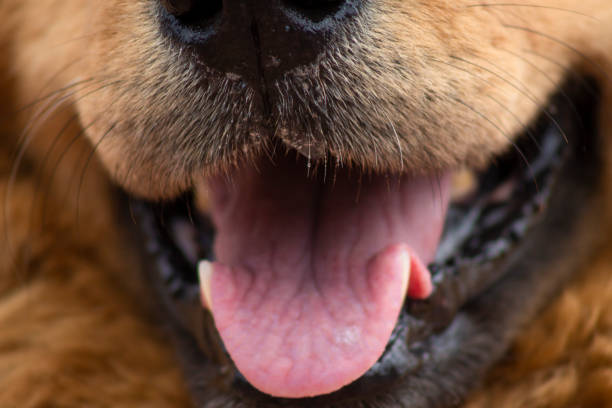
[{"left": 2, "top": 1, "right": 612, "bottom": 407}]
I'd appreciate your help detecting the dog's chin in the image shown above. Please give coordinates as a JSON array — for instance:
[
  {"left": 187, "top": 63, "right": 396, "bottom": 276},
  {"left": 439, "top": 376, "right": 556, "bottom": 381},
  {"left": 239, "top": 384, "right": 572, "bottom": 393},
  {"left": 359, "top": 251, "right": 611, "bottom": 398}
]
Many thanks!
[{"left": 121, "top": 76, "right": 603, "bottom": 407}]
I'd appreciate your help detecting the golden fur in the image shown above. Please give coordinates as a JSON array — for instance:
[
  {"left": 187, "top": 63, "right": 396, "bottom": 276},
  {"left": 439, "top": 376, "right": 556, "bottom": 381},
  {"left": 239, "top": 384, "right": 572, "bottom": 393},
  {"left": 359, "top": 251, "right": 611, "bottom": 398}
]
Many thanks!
[{"left": 2, "top": 1, "right": 612, "bottom": 407}]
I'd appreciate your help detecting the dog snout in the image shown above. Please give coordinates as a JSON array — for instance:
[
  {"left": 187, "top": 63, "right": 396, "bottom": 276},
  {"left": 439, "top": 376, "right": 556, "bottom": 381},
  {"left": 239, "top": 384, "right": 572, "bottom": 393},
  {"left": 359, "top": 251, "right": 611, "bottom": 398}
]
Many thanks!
[{"left": 159, "top": 0, "right": 360, "bottom": 85}]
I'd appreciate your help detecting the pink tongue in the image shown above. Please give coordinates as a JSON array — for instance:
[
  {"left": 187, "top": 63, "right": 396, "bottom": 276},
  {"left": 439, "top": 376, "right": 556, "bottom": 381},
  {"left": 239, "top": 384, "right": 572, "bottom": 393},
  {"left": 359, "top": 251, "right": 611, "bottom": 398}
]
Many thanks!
[{"left": 204, "top": 159, "right": 449, "bottom": 398}]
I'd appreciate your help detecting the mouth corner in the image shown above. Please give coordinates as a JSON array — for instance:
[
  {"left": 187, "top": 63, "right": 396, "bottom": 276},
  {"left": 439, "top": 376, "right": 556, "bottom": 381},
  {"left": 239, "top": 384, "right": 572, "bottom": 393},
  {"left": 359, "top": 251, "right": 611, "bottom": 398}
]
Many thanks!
[{"left": 126, "top": 76, "right": 603, "bottom": 406}]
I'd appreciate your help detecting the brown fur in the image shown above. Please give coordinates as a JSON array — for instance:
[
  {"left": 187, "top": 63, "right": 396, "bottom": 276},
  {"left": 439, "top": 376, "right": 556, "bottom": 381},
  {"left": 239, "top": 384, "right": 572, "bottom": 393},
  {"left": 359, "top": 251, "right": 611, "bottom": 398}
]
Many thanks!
[
  {"left": 2, "top": 1, "right": 612, "bottom": 407},
  {"left": 466, "top": 247, "right": 612, "bottom": 408}
]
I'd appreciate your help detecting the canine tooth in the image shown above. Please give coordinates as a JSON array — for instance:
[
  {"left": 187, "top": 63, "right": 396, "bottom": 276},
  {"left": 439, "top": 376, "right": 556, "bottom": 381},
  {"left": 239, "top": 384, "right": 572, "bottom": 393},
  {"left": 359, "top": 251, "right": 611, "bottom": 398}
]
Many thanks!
[{"left": 198, "top": 261, "right": 213, "bottom": 310}]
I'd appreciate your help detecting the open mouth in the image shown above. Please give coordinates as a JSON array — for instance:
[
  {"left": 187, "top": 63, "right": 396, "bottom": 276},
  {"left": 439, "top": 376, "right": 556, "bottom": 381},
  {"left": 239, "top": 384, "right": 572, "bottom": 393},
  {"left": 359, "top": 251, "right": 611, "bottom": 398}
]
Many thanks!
[{"left": 129, "top": 78, "right": 601, "bottom": 404}]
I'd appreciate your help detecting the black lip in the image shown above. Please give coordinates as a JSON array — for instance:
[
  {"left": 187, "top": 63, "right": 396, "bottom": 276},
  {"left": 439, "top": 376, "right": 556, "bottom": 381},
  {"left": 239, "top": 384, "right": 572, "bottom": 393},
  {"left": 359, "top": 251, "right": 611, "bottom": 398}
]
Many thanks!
[{"left": 128, "top": 77, "right": 603, "bottom": 407}]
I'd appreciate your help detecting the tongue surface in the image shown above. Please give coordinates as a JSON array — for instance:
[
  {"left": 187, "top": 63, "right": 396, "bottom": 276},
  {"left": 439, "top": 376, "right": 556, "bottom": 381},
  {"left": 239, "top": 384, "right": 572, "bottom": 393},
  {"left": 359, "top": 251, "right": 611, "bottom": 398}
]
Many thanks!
[{"left": 203, "top": 158, "right": 449, "bottom": 398}]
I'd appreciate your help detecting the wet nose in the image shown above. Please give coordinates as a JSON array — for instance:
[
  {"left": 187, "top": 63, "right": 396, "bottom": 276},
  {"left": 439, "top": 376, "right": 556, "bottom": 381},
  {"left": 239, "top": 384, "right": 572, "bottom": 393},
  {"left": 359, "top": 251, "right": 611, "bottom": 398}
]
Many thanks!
[{"left": 159, "top": 0, "right": 360, "bottom": 85}]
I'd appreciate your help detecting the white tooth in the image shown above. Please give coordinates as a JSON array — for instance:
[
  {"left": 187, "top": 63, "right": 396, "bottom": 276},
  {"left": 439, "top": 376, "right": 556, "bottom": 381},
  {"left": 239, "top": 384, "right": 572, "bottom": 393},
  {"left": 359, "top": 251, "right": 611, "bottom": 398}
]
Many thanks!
[
  {"left": 401, "top": 250, "right": 411, "bottom": 297},
  {"left": 198, "top": 260, "right": 213, "bottom": 310}
]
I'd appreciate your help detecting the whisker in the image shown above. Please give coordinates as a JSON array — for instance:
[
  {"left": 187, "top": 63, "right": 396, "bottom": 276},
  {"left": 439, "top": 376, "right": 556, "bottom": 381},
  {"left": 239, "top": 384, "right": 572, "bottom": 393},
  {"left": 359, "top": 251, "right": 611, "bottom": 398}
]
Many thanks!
[
  {"left": 487, "top": 95, "right": 540, "bottom": 149},
  {"left": 466, "top": 3, "right": 598, "bottom": 21},
  {"left": 522, "top": 48, "right": 599, "bottom": 97},
  {"left": 450, "top": 55, "right": 569, "bottom": 144},
  {"left": 3, "top": 81, "right": 95, "bottom": 264},
  {"left": 502, "top": 24, "right": 610, "bottom": 82},
  {"left": 30, "top": 78, "right": 120, "bottom": 198},
  {"left": 450, "top": 96, "right": 539, "bottom": 192},
  {"left": 501, "top": 48, "right": 585, "bottom": 134},
  {"left": 47, "top": 29, "right": 113, "bottom": 50},
  {"left": 27, "top": 112, "right": 80, "bottom": 235},
  {"left": 9, "top": 78, "right": 107, "bottom": 179},
  {"left": 383, "top": 111, "right": 403, "bottom": 173},
  {"left": 38, "top": 116, "right": 102, "bottom": 227},
  {"left": 75, "top": 122, "right": 117, "bottom": 227},
  {"left": 14, "top": 77, "right": 95, "bottom": 115},
  {"left": 429, "top": 57, "right": 541, "bottom": 150}
]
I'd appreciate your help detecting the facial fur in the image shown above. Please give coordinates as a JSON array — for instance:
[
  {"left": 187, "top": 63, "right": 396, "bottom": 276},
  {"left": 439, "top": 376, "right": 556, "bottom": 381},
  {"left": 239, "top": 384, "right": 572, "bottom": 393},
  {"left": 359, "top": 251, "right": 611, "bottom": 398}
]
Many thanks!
[
  {"left": 5, "top": 2, "right": 612, "bottom": 196},
  {"left": 3, "top": 1, "right": 612, "bottom": 407}
]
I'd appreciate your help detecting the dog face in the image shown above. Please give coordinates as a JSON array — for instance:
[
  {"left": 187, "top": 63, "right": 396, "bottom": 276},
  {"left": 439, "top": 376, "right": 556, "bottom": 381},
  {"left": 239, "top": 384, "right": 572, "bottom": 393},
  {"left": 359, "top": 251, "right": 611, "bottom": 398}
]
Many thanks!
[{"left": 4, "top": 1, "right": 612, "bottom": 407}]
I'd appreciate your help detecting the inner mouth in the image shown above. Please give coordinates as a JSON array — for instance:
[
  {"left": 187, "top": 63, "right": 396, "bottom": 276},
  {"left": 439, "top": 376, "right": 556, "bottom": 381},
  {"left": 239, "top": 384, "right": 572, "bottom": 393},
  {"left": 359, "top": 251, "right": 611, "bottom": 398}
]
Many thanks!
[{"left": 130, "top": 81, "right": 581, "bottom": 401}]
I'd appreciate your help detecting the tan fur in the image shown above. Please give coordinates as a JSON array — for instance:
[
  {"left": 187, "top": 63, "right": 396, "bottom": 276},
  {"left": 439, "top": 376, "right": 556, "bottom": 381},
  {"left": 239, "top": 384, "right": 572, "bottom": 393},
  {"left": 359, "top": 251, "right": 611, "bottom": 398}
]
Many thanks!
[{"left": 2, "top": 1, "right": 612, "bottom": 406}]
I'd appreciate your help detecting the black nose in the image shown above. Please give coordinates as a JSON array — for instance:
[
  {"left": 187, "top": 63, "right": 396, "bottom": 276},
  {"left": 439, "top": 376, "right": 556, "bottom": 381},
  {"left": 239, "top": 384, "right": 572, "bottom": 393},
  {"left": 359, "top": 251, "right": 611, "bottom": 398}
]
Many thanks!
[{"left": 159, "top": 0, "right": 360, "bottom": 85}]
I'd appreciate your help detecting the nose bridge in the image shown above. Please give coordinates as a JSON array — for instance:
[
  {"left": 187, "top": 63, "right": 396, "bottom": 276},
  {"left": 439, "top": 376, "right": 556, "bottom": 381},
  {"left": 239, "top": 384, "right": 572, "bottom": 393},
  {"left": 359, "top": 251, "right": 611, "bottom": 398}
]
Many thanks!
[
  {"left": 221, "top": 0, "right": 253, "bottom": 22},
  {"left": 223, "top": 0, "right": 278, "bottom": 14},
  {"left": 202, "top": 0, "right": 260, "bottom": 84},
  {"left": 250, "top": 4, "right": 326, "bottom": 80}
]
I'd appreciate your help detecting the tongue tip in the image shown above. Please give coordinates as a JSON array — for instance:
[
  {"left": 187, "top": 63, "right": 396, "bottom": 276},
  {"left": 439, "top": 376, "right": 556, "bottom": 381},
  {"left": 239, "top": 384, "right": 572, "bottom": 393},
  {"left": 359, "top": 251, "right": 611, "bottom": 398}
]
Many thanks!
[
  {"left": 247, "top": 245, "right": 432, "bottom": 399},
  {"left": 244, "top": 362, "right": 362, "bottom": 399},
  {"left": 198, "top": 245, "right": 434, "bottom": 399}
]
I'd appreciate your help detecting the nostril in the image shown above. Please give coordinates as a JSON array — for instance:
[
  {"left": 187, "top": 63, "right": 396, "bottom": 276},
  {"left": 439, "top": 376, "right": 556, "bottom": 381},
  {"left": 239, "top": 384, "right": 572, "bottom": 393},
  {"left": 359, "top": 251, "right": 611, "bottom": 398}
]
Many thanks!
[
  {"left": 160, "top": 0, "right": 222, "bottom": 28},
  {"left": 283, "top": 0, "right": 346, "bottom": 23}
]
